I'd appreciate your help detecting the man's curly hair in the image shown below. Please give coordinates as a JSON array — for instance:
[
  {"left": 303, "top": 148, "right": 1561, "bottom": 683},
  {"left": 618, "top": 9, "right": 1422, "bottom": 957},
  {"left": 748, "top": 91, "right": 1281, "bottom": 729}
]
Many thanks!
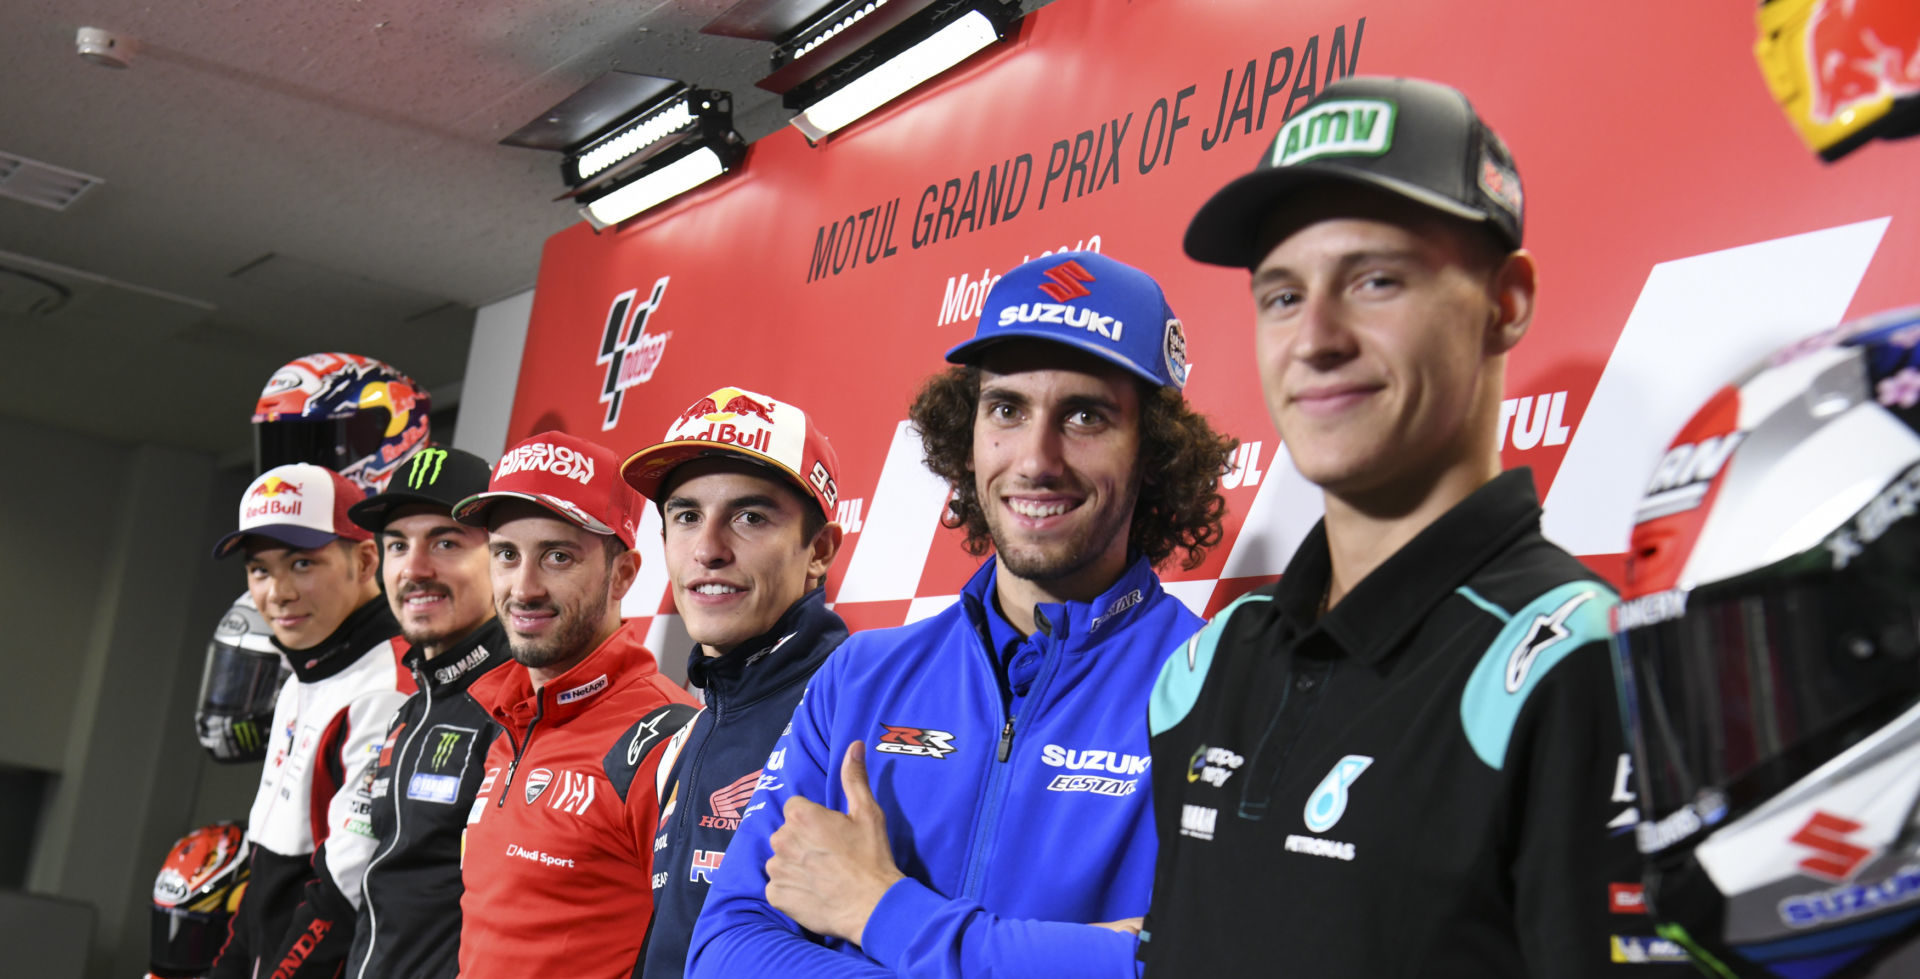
[{"left": 908, "top": 366, "right": 1237, "bottom": 571}]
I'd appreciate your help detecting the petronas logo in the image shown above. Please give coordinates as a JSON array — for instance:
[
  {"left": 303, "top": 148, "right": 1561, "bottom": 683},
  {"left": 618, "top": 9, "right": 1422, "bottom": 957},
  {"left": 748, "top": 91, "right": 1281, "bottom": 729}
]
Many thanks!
[
  {"left": 432, "top": 731, "right": 461, "bottom": 770},
  {"left": 407, "top": 448, "right": 448, "bottom": 489}
]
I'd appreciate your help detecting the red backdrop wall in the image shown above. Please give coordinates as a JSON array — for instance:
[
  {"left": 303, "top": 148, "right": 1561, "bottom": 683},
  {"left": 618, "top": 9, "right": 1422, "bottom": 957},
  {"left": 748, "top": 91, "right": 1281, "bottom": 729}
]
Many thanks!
[{"left": 506, "top": 0, "right": 1920, "bottom": 642}]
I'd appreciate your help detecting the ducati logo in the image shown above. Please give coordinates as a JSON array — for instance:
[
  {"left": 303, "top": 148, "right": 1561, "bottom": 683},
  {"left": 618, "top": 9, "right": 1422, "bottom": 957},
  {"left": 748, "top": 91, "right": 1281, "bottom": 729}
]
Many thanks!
[{"left": 525, "top": 767, "right": 553, "bottom": 805}]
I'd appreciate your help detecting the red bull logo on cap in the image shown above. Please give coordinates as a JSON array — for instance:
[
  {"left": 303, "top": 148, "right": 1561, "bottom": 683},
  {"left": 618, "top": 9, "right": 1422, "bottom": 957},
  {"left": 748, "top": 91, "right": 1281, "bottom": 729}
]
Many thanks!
[
  {"left": 242, "top": 474, "right": 308, "bottom": 521},
  {"left": 250, "top": 476, "right": 303, "bottom": 499},
  {"left": 664, "top": 387, "right": 781, "bottom": 456}
]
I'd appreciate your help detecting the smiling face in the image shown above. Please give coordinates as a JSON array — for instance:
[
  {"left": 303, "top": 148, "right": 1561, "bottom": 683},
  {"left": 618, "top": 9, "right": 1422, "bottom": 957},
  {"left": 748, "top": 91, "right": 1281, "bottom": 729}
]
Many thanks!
[
  {"left": 486, "top": 502, "right": 638, "bottom": 683},
  {"left": 971, "top": 342, "right": 1143, "bottom": 598},
  {"left": 379, "top": 505, "right": 494, "bottom": 658},
  {"left": 1250, "top": 183, "right": 1530, "bottom": 504},
  {"left": 243, "top": 538, "right": 380, "bottom": 651},
  {"left": 662, "top": 458, "right": 840, "bottom": 658}
]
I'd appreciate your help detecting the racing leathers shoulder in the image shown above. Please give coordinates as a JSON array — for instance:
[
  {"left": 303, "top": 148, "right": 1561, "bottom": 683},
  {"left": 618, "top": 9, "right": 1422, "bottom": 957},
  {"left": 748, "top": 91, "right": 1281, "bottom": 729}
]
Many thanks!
[
  {"left": 209, "top": 598, "right": 412, "bottom": 979},
  {"left": 644, "top": 587, "right": 848, "bottom": 979},
  {"left": 457, "top": 620, "right": 700, "bottom": 979},
  {"left": 1140, "top": 468, "right": 1693, "bottom": 976},
  {"left": 345, "top": 617, "right": 510, "bottom": 979},
  {"left": 687, "top": 555, "right": 1204, "bottom": 979}
]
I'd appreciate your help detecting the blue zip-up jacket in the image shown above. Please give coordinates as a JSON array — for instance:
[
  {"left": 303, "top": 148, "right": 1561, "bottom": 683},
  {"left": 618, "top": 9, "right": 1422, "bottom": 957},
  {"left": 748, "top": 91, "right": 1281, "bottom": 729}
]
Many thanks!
[
  {"left": 643, "top": 588, "right": 848, "bottom": 978},
  {"left": 687, "top": 555, "right": 1203, "bottom": 979}
]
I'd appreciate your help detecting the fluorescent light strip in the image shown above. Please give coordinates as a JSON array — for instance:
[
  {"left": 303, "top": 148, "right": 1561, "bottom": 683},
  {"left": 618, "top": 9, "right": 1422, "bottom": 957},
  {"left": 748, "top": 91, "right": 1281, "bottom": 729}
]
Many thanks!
[
  {"left": 581, "top": 147, "right": 727, "bottom": 228},
  {"left": 577, "top": 100, "right": 696, "bottom": 180},
  {"left": 794, "top": 0, "right": 889, "bottom": 61},
  {"left": 792, "top": 10, "right": 997, "bottom": 141}
]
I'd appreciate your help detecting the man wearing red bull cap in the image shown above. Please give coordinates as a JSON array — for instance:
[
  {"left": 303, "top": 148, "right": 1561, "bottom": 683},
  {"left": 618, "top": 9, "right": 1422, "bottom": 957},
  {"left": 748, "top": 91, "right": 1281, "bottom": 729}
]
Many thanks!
[
  {"left": 450, "top": 430, "right": 699, "bottom": 979},
  {"left": 619, "top": 386, "right": 850, "bottom": 978},
  {"left": 689, "top": 252, "right": 1236, "bottom": 978},
  {"left": 206, "top": 464, "right": 412, "bottom": 979},
  {"left": 1139, "top": 76, "right": 1690, "bottom": 975}
]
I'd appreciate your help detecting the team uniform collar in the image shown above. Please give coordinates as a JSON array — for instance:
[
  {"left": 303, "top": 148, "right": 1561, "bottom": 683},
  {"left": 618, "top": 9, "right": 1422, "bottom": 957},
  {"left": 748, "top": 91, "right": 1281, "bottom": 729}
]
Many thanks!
[
  {"left": 275, "top": 598, "right": 401, "bottom": 681},
  {"left": 961, "top": 552, "right": 1163, "bottom": 651},
  {"left": 1276, "top": 468, "right": 1543, "bottom": 666},
  {"left": 403, "top": 618, "right": 509, "bottom": 695},
  {"left": 468, "top": 619, "right": 658, "bottom": 733},
  {"left": 685, "top": 587, "right": 845, "bottom": 703}
]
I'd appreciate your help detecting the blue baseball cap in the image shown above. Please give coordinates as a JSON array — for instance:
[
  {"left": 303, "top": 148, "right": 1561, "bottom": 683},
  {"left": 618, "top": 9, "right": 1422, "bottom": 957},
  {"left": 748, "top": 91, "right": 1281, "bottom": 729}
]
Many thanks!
[{"left": 944, "top": 251, "right": 1191, "bottom": 391}]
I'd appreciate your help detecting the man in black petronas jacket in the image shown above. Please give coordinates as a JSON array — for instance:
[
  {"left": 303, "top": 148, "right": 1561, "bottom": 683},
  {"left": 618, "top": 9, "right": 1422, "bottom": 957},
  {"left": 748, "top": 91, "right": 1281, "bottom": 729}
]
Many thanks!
[{"left": 617, "top": 386, "right": 850, "bottom": 978}]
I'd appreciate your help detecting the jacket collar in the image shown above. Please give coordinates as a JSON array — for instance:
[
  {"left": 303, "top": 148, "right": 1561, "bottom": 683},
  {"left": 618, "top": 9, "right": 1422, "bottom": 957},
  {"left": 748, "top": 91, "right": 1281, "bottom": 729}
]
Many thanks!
[
  {"left": 404, "top": 618, "right": 510, "bottom": 695},
  {"left": 959, "top": 553, "right": 1165, "bottom": 653},
  {"left": 1276, "top": 468, "right": 1543, "bottom": 666},
  {"left": 276, "top": 598, "right": 402, "bottom": 682},
  {"left": 685, "top": 588, "right": 848, "bottom": 708},
  {"left": 468, "top": 619, "right": 660, "bottom": 735}
]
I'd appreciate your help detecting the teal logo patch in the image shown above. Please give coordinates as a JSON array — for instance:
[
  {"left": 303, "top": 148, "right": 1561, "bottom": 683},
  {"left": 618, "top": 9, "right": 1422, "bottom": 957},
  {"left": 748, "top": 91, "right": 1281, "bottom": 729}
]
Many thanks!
[
  {"left": 1272, "top": 100, "right": 1395, "bottom": 168},
  {"left": 1303, "top": 754, "right": 1373, "bottom": 832}
]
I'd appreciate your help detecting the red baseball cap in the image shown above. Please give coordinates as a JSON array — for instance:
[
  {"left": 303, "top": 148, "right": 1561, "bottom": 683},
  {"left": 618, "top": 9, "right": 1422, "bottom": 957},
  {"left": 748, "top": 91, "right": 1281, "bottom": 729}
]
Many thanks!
[
  {"left": 212, "top": 464, "right": 373, "bottom": 559},
  {"left": 452, "top": 431, "right": 640, "bottom": 548},
  {"left": 620, "top": 386, "right": 841, "bottom": 519}
]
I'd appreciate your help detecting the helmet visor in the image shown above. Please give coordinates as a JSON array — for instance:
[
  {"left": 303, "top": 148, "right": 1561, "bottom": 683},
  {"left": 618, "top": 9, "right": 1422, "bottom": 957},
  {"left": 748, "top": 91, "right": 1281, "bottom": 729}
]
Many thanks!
[
  {"left": 197, "top": 642, "right": 285, "bottom": 716},
  {"left": 254, "top": 412, "right": 391, "bottom": 475},
  {"left": 1616, "top": 567, "right": 1920, "bottom": 842}
]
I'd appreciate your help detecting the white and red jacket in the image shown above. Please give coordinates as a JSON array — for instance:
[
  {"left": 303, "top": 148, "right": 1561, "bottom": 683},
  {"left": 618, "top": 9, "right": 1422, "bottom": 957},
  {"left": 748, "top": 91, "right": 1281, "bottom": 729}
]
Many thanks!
[
  {"left": 210, "top": 599, "right": 412, "bottom": 979},
  {"left": 458, "top": 621, "right": 699, "bottom": 979}
]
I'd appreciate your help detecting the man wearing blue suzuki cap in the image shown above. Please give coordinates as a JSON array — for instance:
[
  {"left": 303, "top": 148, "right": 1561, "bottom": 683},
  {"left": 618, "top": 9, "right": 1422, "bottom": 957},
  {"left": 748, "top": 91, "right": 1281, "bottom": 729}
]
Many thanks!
[{"left": 689, "top": 252, "right": 1236, "bottom": 979}]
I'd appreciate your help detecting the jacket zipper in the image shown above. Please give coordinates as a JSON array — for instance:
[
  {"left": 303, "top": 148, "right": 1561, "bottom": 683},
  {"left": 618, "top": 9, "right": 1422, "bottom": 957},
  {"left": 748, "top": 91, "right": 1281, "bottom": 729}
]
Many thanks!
[
  {"left": 958, "top": 626, "right": 1064, "bottom": 900},
  {"left": 352, "top": 668, "right": 430, "bottom": 979},
  {"left": 674, "top": 694, "right": 720, "bottom": 850},
  {"left": 496, "top": 698, "right": 545, "bottom": 808}
]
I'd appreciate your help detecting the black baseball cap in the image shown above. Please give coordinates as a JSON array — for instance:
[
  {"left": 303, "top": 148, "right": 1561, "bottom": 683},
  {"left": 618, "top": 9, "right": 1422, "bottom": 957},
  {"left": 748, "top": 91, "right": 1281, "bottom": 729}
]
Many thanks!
[
  {"left": 1184, "top": 76, "right": 1524, "bottom": 268},
  {"left": 347, "top": 446, "right": 494, "bottom": 531}
]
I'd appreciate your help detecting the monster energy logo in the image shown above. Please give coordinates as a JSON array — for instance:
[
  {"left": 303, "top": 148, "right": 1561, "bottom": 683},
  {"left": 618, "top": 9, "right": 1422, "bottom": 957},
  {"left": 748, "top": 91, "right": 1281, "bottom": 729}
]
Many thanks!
[
  {"left": 431, "top": 731, "right": 462, "bottom": 770},
  {"left": 406, "top": 448, "right": 448, "bottom": 489},
  {"left": 233, "top": 720, "right": 262, "bottom": 752}
]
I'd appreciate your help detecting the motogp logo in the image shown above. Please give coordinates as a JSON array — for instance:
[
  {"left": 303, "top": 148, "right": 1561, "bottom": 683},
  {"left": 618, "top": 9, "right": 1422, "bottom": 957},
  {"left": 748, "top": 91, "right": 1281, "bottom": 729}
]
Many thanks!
[{"left": 597, "top": 277, "right": 674, "bottom": 430}]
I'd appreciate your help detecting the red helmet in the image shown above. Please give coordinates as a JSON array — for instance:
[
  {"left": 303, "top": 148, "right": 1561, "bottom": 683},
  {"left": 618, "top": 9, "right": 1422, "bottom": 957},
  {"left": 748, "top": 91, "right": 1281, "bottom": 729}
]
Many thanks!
[
  {"left": 252, "top": 352, "right": 431, "bottom": 493},
  {"left": 149, "top": 823, "right": 248, "bottom": 978}
]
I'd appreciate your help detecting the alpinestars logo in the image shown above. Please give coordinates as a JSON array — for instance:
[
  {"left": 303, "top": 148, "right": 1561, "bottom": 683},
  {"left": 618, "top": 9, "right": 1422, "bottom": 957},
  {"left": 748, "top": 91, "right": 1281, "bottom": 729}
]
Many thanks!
[
  {"left": 1039, "top": 259, "right": 1095, "bottom": 301},
  {"left": 597, "top": 277, "right": 673, "bottom": 430},
  {"left": 1506, "top": 591, "right": 1597, "bottom": 693},
  {"left": 405, "top": 448, "right": 447, "bottom": 489},
  {"left": 875, "top": 725, "right": 957, "bottom": 758}
]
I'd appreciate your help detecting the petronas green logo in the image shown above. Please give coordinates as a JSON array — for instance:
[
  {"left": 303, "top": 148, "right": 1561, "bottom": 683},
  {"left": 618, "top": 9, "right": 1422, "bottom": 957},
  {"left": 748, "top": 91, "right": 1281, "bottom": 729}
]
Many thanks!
[
  {"left": 407, "top": 448, "right": 448, "bottom": 489},
  {"left": 431, "top": 731, "right": 461, "bottom": 770}
]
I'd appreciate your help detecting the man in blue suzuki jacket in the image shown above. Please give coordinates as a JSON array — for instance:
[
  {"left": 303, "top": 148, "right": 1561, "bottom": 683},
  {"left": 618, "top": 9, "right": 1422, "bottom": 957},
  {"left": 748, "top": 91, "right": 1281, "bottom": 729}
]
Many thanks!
[
  {"left": 619, "top": 386, "right": 849, "bottom": 978},
  {"left": 687, "top": 251, "right": 1237, "bottom": 979}
]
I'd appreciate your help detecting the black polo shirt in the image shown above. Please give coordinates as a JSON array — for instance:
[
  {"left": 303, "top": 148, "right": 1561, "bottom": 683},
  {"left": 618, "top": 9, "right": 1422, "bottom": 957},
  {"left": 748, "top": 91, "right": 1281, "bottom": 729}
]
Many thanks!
[{"left": 1139, "top": 470, "right": 1691, "bottom": 976}]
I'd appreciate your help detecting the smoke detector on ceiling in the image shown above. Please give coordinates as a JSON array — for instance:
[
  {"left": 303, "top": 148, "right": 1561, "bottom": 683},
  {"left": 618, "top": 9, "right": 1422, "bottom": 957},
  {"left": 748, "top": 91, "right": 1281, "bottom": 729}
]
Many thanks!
[{"left": 76, "top": 27, "right": 137, "bottom": 69}]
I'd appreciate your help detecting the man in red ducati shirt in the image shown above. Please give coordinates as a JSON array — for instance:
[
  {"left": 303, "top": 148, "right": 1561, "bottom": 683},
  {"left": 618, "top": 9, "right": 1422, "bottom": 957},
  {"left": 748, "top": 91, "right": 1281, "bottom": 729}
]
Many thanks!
[{"left": 451, "top": 430, "right": 699, "bottom": 978}]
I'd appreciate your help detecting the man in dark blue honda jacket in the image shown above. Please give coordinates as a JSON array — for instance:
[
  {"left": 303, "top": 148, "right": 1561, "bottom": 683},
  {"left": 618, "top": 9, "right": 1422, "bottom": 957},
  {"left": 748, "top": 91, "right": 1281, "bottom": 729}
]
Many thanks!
[
  {"left": 620, "top": 386, "right": 850, "bottom": 978},
  {"left": 687, "top": 252, "right": 1237, "bottom": 979}
]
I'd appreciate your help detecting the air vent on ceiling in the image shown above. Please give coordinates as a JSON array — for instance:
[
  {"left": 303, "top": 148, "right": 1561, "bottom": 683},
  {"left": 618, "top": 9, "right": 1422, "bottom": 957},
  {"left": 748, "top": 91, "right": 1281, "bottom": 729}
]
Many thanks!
[{"left": 0, "top": 151, "right": 104, "bottom": 211}]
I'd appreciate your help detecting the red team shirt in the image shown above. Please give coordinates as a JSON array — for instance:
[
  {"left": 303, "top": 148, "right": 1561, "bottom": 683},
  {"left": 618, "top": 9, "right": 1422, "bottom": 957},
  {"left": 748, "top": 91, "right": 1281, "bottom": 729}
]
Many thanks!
[{"left": 457, "top": 621, "right": 698, "bottom": 979}]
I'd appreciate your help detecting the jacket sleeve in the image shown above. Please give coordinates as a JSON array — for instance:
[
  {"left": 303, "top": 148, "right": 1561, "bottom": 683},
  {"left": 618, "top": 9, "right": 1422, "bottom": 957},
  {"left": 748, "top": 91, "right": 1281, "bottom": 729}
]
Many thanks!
[
  {"left": 257, "top": 846, "right": 359, "bottom": 978},
  {"left": 686, "top": 660, "right": 893, "bottom": 979},
  {"left": 862, "top": 879, "right": 1143, "bottom": 978},
  {"left": 205, "top": 845, "right": 257, "bottom": 979},
  {"left": 1509, "top": 638, "right": 1693, "bottom": 976}
]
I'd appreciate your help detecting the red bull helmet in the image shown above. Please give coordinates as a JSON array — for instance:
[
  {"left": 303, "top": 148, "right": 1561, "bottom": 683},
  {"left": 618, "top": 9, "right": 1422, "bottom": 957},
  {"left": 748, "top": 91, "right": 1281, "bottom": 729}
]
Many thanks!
[
  {"left": 149, "top": 822, "right": 249, "bottom": 978},
  {"left": 1756, "top": 0, "right": 1920, "bottom": 160},
  {"left": 253, "top": 352, "right": 431, "bottom": 493},
  {"left": 1613, "top": 306, "right": 1920, "bottom": 977},
  {"left": 194, "top": 593, "right": 289, "bottom": 763}
]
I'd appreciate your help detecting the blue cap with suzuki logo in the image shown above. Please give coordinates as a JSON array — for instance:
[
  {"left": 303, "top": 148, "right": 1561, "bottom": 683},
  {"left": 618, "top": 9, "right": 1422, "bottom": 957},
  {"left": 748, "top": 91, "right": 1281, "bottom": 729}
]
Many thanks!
[{"left": 944, "top": 250, "right": 1191, "bottom": 391}]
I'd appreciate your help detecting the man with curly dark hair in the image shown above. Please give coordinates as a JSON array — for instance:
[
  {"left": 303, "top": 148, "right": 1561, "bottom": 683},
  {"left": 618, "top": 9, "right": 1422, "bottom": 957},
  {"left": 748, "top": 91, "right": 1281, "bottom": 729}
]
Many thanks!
[{"left": 689, "top": 251, "right": 1234, "bottom": 979}]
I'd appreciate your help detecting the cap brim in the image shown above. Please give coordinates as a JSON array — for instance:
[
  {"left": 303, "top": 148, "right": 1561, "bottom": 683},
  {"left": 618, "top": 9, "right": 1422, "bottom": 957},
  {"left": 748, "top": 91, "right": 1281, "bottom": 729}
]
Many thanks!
[
  {"left": 945, "top": 331, "right": 1168, "bottom": 388},
  {"left": 621, "top": 442, "right": 812, "bottom": 507},
  {"left": 211, "top": 525, "right": 340, "bottom": 559},
  {"left": 347, "top": 491, "right": 447, "bottom": 532},
  {"left": 451, "top": 491, "right": 615, "bottom": 537},
  {"left": 1184, "top": 165, "right": 1495, "bottom": 269}
]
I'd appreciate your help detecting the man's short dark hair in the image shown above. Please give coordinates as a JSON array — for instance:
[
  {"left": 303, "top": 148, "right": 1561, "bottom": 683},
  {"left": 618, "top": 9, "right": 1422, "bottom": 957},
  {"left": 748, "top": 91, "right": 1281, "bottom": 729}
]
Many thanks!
[{"left": 908, "top": 366, "right": 1237, "bottom": 571}]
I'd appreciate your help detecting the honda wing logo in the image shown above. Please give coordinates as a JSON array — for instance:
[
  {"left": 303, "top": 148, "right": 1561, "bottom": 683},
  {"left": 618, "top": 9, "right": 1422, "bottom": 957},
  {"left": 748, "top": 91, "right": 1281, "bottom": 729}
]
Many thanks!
[{"left": 597, "top": 277, "right": 673, "bottom": 430}]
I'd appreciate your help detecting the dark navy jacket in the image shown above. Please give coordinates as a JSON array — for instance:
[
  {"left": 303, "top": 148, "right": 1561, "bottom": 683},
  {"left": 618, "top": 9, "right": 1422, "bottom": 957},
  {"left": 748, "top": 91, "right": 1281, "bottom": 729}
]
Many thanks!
[{"left": 643, "top": 588, "right": 848, "bottom": 978}]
